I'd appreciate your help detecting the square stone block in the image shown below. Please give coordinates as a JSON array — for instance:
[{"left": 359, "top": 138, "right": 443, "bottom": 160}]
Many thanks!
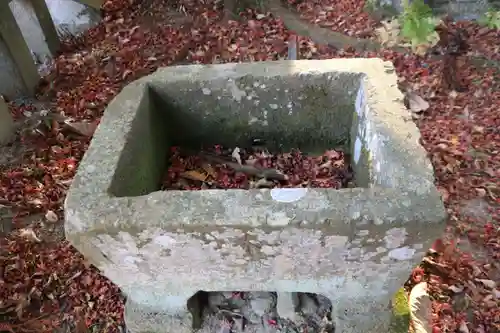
[{"left": 64, "top": 59, "right": 446, "bottom": 333}]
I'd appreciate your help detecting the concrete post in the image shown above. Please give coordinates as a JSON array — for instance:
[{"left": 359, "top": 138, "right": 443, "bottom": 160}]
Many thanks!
[
  {"left": 75, "top": 0, "right": 104, "bottom": 10},
  {"left": 29, "top": 0, "right": 60, "bottom": 56},
  {"left": 0, "top": 97, "right": 14, "bottom": 145},
  {"left": 0, "top": 2, "right": 39, "bottom": 96}
]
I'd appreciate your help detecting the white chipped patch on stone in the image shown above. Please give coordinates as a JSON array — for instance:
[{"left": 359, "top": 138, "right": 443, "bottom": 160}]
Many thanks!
[
  {"left": 63, "top": 208, "right": 85, "bottom": 233},
  {"left": 357, "top": 230, "right": 370, "bottom": 237},
  {"left": 227, "top": 80, "right": 246, "bottom": 101},
  {"left": 388, "top": 246, "right": 416, "bottom": 261},
  {"left": 153, "top": 235, "right": 177, "bottom": 247},
  {"left": 355, "top": 85, "right": 364, "bottom": 115},
  {"left": 124, "top": 255, "right": 143, "bottom": 265},
  {"left": 325, "top": 235, "right": 349, "bottom": 247},
  {"left": 364, "top": 120, "right": 371, "bottom": 140},
  {"left": 266, "top": 211, "right": 291, "bottom": 226},
  {"left": 86, "top": 164, "right": 96, "bottom": 173},
  {"left": 384, "top": 227, "right": 408, "bottom": 249},
  {"left": 271, "top": 188, "right": 308, "bottom": 203},
  {"left": 354, "top": 137, "right": 362, "bottom": 163}
]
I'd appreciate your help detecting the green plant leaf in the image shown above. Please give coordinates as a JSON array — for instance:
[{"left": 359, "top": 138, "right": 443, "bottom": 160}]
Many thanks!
[
  {"left": 399, "top": 0, "right": 438, "bottom": 48},
  {"left": 479, "top": 9, "right": 500, "bottom": 29}
]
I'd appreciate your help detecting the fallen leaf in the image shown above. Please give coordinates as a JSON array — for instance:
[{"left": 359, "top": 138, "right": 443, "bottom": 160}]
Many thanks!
[
  {"left": 19, "top": 228, "right": 41, "bottom": 243},
  {"left": 448, "top": 285, "right": 464, "bottom": 293},
  {"left": 405, "top": 91, "right": 430, "bottom": 113},
  {"left": 201, "top": 163, "right": 217, "bottom": 178},
  {"left": 63, "top": 121, "right": 98, "bottom": 137},
  {"left": 15, "top": 294, "right": 30, "bottom": 319},
  {"left": 232, "top": 147, "right": 242, "bottom": 165},
  {"left": 409, "top": 282, "right": 432, "bottom": 333},
  {"left": 458, "top": 321, "right": 469, "bottom": 333},
  {"left": 45, "top": 210, "right": 58, "bottom": 223},
  {"left": 0, "top": 323, "right": 15, "bottom": 333},
  {"left": 180, "top": 170, "right": 207, "bottom": 182},
  {"left": 476, "top": 279, "right": 496, "bottom": 289}
]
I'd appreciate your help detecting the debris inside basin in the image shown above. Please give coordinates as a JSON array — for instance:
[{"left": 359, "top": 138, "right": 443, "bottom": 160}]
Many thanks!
[
  {"left": 162, "top": 144, "right": 354, "bottom": 190},
  {"left": 190, "top": 291, "right": 335, "bottom": 333}
]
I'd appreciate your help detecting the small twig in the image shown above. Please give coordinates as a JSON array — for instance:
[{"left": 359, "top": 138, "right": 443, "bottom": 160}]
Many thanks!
[{"left": 198, "top": 152, "right": 289, "bottom": 182}]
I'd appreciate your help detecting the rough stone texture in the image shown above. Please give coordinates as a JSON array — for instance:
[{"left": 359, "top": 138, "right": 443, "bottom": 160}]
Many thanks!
[
  {"left": 64, "top": 59, "right": 447, "bottom": 333},
  {"left": 0, "top": 98, "right": 14, "bottom": 145},
  {"left": 0, "top": 1, "right": 39, "bottom": 97},
  {"left": 382, "top": 0, "right": 496, "bottom": 20}
]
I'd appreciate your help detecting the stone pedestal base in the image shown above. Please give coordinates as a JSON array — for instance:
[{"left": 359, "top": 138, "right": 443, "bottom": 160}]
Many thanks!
[
  {"left": 333, "top": 296, "right": 393, "bottom": 333},
  {"left": 123, "top": 291, "right": 393, "bottom": 333},
  {"left": 124, "top": 296, "right": 194, "bottom": 333}
]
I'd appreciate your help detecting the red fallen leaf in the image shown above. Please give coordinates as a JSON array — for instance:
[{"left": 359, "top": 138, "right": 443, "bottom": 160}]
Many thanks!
[
  {"left": 81, "top": 274, "right": 93, "bottom": 287},
  {"left": 0, "top": 323, "right": 14, "bottom": 333},
  {"left": 442, "top": 242, "right": 456, "bottom": 260},
  {"left": 267, "top": 319, "right": 277, "bottom": 326},
  {"left": 431, "top": 238, "right": 445, "bottom": 253}
]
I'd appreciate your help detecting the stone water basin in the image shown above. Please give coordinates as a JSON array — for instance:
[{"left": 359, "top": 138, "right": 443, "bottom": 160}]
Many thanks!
[{"left": 64, "top": 59, "right": 446, "bottom": 333}]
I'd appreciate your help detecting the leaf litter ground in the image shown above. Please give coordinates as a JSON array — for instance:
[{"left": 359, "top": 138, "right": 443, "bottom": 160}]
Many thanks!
[
  {"left": 0, "top": 0, "right": 499, "bottom": 332},
  {"left": 163, "top": 145, "right": 353, "bottom": 190}
]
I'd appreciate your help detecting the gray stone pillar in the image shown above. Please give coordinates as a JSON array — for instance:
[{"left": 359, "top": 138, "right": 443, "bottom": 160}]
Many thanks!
[
  {"left": 0, "top": 2, "right": 39, "bottom": 96},
  {"left": 0, "top": 97, "right": 14, "bottom": 145},
  {"left": 29, "top": 0, "right": 60, "bottom": 55}
]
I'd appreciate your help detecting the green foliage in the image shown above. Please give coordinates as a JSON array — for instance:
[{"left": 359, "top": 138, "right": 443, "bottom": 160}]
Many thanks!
[
  {"left": 478, "top": 9, "right": 500, "bottom": 29},
  {"left": 390, "top": 288, "right": 410, "bottom": 333},
  {"left": 399, "top": 0, "right": 438, "bottom": 48}
]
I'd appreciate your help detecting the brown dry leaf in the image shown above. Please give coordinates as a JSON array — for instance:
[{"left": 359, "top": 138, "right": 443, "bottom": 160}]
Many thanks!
[
  {"left": 63, "top": 121, "right": 98, "bottom": 137},
  {"left": 442, "top": 242, "right": 456, "bottom": 260},
  {"left": 202, "top": 163, "right": 217, "bottom": 178},
  {"left": 409, "top": 282, "right": 432, "bottom": 333},
  {"left": 467, "top": 281, "right": 482, "bottom": 301},
  {"left": 19, "top": 228, "right": 41, "bottom": 243},
  {"left": 405, "top": 91, "right": 430, "bottom": 113},
  {"left": 448, "top": 285, "right": 464, "bottom": 293},
  {"left": 75, "top": 310, "right": 90, "bottom": 333},
  {"left": 476, "top": 279, "right": 496, "bottom": 289},
  {"left": 15, "top": 294, "right": 30, "bottom": 319},
  {"left": 250, "top": 178, "right": 274, "bottom": 189},
  {"left": 45, "top": 210, "right": 58, "bottom": 223},
  {"left": 459, "top": 321, "right": 470, "bottom": 333},
  {"left": 180, "top": 170, "right": 207, "bottom": 182},
  {"left": 375, "top": 19, "right": 401, "bottom": 47}
]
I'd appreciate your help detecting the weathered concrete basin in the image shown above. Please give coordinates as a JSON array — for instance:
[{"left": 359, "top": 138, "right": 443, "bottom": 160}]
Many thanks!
[{"left": 64, "top": 59, "right": 446, "bottom": 333}]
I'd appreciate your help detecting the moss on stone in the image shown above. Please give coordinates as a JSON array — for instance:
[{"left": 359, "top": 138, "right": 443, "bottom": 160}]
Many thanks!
[{"left": 390, "top": 287, "right": 410, "bottom": 333}]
